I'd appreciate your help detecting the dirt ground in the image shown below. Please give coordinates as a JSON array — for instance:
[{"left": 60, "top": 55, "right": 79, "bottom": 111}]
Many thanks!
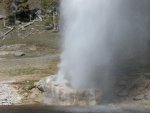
[{"left": 0, "top": 20, "right": 60, "bottom": 105}]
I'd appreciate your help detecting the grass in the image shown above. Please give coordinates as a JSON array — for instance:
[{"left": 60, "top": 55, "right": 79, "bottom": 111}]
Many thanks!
[
  {"left": 6, "top": 67, "right": 39, "bottom": 76},
  {"left": 39, "top": 60, "right": 58, "bottom": 76},
  {"left": 0, "top": 19, "right": 60, "bottom": 56},
  {"left": 0, "top": 20, "right": 60, "bottom": 77},
  {"left": 0, "top": 25, "right": 59, "bottom": 49},
  {"left": 0, "top": 59, "right": 59, "bottom": 76}
]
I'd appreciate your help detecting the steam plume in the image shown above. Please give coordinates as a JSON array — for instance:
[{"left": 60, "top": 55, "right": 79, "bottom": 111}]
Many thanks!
[{"left": 57, "top": 0, "right": 150, "bottom": 92}]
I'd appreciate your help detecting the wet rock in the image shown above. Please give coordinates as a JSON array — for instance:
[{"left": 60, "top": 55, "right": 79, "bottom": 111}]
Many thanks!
[
  {"left": 133, "top": 95, "right": 145, "bottom": 101},
  {"left": 14, "top": 50, "right": 25, "bottom": 57}
]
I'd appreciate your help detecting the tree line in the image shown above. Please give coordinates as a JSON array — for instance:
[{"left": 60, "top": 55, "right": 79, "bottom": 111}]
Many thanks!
[{"left": 2, "top": 0, "right": 59, "bottom": 24}]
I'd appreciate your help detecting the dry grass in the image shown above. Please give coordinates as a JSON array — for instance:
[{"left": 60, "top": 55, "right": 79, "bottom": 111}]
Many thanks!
[{"left": 0, "top": 19, "right": 60, "bottom": 77}]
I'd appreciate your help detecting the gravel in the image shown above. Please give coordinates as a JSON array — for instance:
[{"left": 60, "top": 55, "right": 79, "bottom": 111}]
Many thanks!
[{"left": 0, "top": 82, "right": 22, "bottom": 105}]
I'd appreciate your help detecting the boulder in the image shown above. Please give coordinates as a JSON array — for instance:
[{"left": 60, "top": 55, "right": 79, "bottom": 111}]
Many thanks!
[
  {"left": 36, "top": 75, "right": 101, "bottom": 106},
  {"left": 14, "top": 50, "right": 25, "bottom": 57}
]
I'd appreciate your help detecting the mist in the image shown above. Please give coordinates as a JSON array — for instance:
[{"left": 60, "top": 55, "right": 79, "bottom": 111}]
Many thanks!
[{"left": 57, "top": 0, "right": 150, "bottom": 92}]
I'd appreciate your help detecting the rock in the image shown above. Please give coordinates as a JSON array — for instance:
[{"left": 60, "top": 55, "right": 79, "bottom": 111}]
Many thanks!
[
  {"left": 36, "top": 78, "right": 47, "bottom": 92},
  {"left": 133, "top": 95, "right": 145, "bottom": 101},
  {"left": 14, "top": 50, "right": 25, "bottom": 57},
  {"left": 29, "top": 88, "right": 42, "bottom": 102},
  {"left": 37, "top": 75, "right": 101, "bottom": 106},
  {"left": 36, "top": 75, "right": 57, "bottom": 92}
]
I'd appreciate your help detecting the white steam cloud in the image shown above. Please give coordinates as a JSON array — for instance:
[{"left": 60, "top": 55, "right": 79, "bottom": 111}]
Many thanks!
[{"left": 57, "top": 0, "right": 150, "bottom": 91}]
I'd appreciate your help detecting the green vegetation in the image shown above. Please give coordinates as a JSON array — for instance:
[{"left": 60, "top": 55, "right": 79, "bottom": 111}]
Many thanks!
[
  {"left": 40, "top": 0, "right": 59, "bottom": 26},
  {"left": 40, "top": 0, "right": 58, "bottom": 10}
]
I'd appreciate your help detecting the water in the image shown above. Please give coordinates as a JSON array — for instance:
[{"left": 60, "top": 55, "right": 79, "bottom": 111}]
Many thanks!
[{"left": 57, "top": 0, "right": 150, "bottom": 94}]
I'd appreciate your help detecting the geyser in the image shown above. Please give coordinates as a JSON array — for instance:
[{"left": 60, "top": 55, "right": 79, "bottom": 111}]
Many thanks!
[{"left": 57, "top": 0, "right": 150, "bottom": 92}]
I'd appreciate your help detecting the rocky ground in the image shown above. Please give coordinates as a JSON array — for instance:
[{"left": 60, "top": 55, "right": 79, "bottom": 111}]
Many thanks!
[
  {"left": 0, "top": 52, "right": 58, "bottom": 105},
  {"left": 36, "top": 74, "right": 150, "bottom": 108},
  {"left": 1, "top": 31, "right": 150, "bottom": 107},
  {"left": 0, "top": 19, "right": 59, "bottom": 105},
  {"left": 0, "top": 45, "right": 59, "bottom": 105}
]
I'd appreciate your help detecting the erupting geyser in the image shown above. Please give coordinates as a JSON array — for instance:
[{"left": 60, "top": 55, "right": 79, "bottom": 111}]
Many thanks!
[
  {"left": 37, "top": 0, "right": 150, "bottom": 105},
  {"left": 57, "top": 0, "right": 150, "bottom": 93},
  {"left": 57, "top": 0, "right": 115, "bottom": 90}
]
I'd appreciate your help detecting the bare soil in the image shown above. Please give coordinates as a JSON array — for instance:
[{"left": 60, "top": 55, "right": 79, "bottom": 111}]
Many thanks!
[{"left": 0, "top": 21, "right": 60, "bottom": 105}]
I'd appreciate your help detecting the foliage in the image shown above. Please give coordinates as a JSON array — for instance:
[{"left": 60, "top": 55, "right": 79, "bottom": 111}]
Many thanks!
[
  {"left": 17, "top": 2, "right": 29, "bottom": 12},
  {"left": 3, "top": 0, "right": 29, "bottom": 16},
  {"left": 40, "top": 0, "right": 58, "bottom": 10}
]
